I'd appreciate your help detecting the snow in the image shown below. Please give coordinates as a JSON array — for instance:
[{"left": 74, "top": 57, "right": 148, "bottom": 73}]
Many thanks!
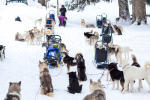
[{"left": 0, "top": 0, "right": 150, "bottom": 100}]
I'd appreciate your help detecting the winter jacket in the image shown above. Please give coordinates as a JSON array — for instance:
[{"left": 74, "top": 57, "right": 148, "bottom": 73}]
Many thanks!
[{"left": 60, "top": 7, "right": 67, "bottom": 16}]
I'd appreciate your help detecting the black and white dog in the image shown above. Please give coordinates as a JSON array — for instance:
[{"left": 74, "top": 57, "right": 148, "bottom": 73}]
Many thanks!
[
  {"left": 108, "top": 63, "right": 124, "bottom": 91},
  {"left": 0, "top": 45, "right": 5, "bottom": 61},
  {"left": 63, "top": 52, "right": 77, "bottom": 71},
  {"left": 68, "top": 72, "right": 82, "bottom": 94}
]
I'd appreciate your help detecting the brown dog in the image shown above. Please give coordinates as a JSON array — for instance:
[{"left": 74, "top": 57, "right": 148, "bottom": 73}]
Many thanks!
[
  {"left": 89, "top": 31, "right": 99, "bottom": 45},
  {"left": 39, "top": 61, "right": 54, "bottom": 97},
  {"left": 86, "top": 24, "right": 95, "bottom": 28}
]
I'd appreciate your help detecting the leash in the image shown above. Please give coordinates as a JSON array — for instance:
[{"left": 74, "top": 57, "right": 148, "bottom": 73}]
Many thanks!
[
  {"left": 34, "top": 87, "right": 40, "bottom": 100},
  {"left": 99, "top": 70, "right": 105, "bottom": 80},
  {"left": 86, "top": 72, "right": 104, "bottom": 76},
  {"left": 51, "top": 65, "right": 63, "bottom": 77}
]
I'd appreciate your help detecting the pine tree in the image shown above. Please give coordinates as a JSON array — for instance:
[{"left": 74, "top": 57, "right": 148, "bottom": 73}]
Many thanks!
[
  {"left": 132, "top": 0, "right": 147, "bottom": 25},
  {"left": 118, "top": 0, "right": 130, "bottom": 21},
  {"left": 38, "top": 0, "right": 46, "bottom": 6}
]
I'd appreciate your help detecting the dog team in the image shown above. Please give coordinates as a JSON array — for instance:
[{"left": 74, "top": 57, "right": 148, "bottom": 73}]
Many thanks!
[{"left": 3, "top": 17, "right": 150, "bottom": 100}]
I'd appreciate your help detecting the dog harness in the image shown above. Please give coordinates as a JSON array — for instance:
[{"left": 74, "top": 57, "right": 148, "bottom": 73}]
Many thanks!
[{"left": 6, "top": 92, "right": 21, "bottom": 100}]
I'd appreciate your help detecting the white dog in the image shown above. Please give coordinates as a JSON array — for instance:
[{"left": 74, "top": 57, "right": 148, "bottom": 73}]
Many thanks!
[
  {"left": 122, "top": 60, "right": 150, "bottom": 93},
  {"left": 108, "top": 43, "right": 133, "bottom": 66}
]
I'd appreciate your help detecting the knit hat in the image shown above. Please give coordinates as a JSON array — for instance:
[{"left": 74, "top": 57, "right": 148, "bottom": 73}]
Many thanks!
[{"left": 61, "top": 5, "right": 64, "bottom": 8}]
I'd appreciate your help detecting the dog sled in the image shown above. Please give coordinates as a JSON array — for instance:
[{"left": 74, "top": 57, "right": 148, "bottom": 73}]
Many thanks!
[
  {"left": 44, "top": 35, "right": 62, "bottom": 67},
  {"left": 94, "top": 41, "right": 108, "bottom": 69},
  {"left": 94, "top": 20, "right": 113, "bottom": 69},
  {"left": 49, "top": 10, "right": 55, "bottom": 21},
  {"left": 6, "top": 0, "right": 28, "bottom": 5},
  {"left": 45, "top": 10, "right": 55, "bottom": 29},
  {"left": 96, "top": 13, "right": 107, "bottom": 28}
]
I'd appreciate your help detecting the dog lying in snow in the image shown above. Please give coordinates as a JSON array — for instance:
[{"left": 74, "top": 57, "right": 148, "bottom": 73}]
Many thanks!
[
  {"left": 15, "top": 32, "right": 26, "bottom": 42},
  {"left": 84, "top": 30, "right": 99, "bottom": 45},
  {"left": 86, "top": 24, "right": 95, "bottom": 28}
]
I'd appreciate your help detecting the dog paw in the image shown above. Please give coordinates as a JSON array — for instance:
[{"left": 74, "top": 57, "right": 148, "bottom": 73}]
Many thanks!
[
  {"left": 121, "top": 90, "right": 125, "bottom": 94},
  {"left": 40, "top": 88, "right": 44, "bottom": 95},
  {"left": 47, "top": 92, "right": 54, "bottom": 97}
]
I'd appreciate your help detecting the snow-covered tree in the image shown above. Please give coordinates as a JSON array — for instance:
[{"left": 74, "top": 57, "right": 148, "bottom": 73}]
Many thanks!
[
  {"left": 118, "top": 0, "right": 130, "bottom": 21},
  {"left": 132, "top": 0, "right": 147, "bottom": 25},
  {"left": 38, "top": 0, "right": 46, "bottom": 6}
]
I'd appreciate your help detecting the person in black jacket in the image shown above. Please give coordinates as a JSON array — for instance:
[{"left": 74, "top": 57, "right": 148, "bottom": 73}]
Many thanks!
[{"left": 60, "top": 5, "right": 67, "bottom": 16}]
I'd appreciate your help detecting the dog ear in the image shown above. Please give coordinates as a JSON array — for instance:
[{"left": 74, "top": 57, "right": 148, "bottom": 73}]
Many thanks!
[
  {"left": 98, "top": 79, "right": 101, "bottom": 84},
  {"left": 9, "top": 82, "right": 12, "bottom": 86},
  {"left": 44, "top": 60, "right": 48, "bottom": 64},
  {"left": 18, "top": 81, "right": 21, "bottom": 86},
  {"left": 90, "top": 79, "right": 93, "bottom": 84},
  {"left": 39, "top": 61, "right": 42, "bottom": 64}
]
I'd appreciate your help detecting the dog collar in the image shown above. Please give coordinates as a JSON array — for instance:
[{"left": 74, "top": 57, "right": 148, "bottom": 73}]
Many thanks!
[{"left": 8, "top": 92, "right": 21, "bottom": 99}]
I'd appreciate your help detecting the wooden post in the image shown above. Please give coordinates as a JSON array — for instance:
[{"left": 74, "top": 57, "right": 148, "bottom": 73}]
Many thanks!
[{"left": 57, "top": 0, "right": 59, "bottom": 17}]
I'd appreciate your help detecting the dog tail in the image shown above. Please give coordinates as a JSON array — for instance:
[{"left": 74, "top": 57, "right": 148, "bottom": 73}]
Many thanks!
[
  {"left": 131, "top": 54, "right": 137, "bottom": 63},
  {"left": 144, "top": 62, "right": 150, "bottom": 69},
  {"left": 78, "top": 85, "right": 82, "bottom": 93}
]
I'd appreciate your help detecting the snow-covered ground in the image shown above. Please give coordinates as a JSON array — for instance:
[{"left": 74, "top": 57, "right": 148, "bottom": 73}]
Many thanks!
[{"left": 0, "top": 1, "right": 150, "bottom": 100}]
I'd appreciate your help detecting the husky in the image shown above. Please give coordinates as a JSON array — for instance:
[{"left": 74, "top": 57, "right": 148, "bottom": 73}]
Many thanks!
[
  {"left": 0, "top": 45, "right": 5, "bottom": 61},
  {"left": 122, "top": 60, "right": 150, "bottom": 93},
  {"left": 111, "top": 24, "right": 123, "bottom": 35},
  {"left": 83, "top": 79, "right": 106, "bottom": 100},
  {"left": 26, "top": 29, "right": 42, "bottom": 45},
  {"left": 108, "top": 43, "right": 133, "bottom": 65},
  {"left": 84, "top": 30, "right": 93, "bottom": 38},
  {"left": 75, "top": 53, "right": 87, "bottom": 81},
  {"left": 4, "top": 81, "right": 21, "bottom": 100},
  {"left": 86, "top": 24, "right": 95, "bottom": 28},
  {"left": 108, "top": 63, "right": 124, "bottom": 90},
  {"left": 81, "top": 19, "right": 85, "bottom": 27},
  {"left": 60, "top": 43, "right": 69, "bottom": 53},
  {"left": 63, "top": 52, "right": 77, "bottom": 71},
  {"left": 39, "top": 61, "right": 54, "bottom": 96},
  {"left": 68, "top": 72, "right": 82, "bottom": 94},
  {"left": 89, "top": 31, "right": 99, "bottom": 45},
  {"left": 15, "top": 32, "right": 25, "bottom": 42}
]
